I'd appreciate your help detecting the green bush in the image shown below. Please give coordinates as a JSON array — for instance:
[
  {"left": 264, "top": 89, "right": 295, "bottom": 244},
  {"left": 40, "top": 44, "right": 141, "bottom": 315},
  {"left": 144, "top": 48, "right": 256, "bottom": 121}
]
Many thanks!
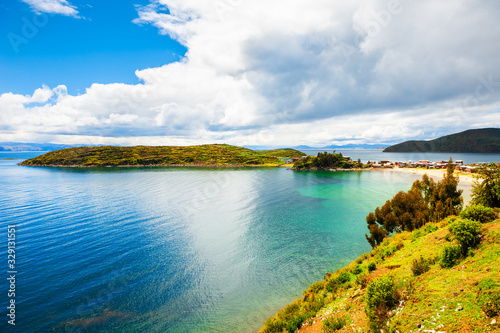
[
  {"left": 411, "top": 256, "right": 430, "bottom": 276},
  {"left": 368, "top": 262, "right": 377, "bottom": 272},
  {"left": 356, "top": 272, "right": 369, "bottom": 289},
  {"left": 337, "top": 272, "right": 353, "bottom": 284},
  {"left": 440, "top": 244, "right": 462, "bottom": 268},
  {"left": 352, "top": 265, "right": 363, "bottom": 275},
  {"left": 459, "top": 204, "right": 496, "bottom": 223},
  {"left": 365, "top": 275, "right": 398, "bottom": 331},
  {"left": 478, "top": 290, "right": 500, "bottom": 317},
  {"left": 449, "top": 218, "right": 483, "bottom": 255},
  {"left": 322, "top": 315, "right": 347, "bottom": 332}
]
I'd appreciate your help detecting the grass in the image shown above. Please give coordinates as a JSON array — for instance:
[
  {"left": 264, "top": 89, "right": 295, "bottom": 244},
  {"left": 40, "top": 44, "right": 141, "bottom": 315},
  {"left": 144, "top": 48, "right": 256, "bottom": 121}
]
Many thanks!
[
  {"left": 259, "top": 218, "right": 500, "bottom": 332},
  {"left": 19, "top": 144, "right": 306, "bottom": 167}
]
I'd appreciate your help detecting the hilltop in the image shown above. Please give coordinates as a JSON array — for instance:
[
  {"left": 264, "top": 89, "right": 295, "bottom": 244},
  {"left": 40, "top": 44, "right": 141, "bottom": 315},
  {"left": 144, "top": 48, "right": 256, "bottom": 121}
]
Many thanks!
[
  {"left": 19, "top": 145, "right": 306, "bottom": 167},
  {"left": 259, "top": 217, "right": 500, "bottom": 332},
  {"left": 383, "top": 128, "right": 500, "bottom": 153}
]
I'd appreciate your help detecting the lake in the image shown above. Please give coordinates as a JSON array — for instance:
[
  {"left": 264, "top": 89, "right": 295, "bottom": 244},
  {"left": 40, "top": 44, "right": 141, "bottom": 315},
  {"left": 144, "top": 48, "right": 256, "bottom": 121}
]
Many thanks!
[{"left": 0, "top": 151, "right": 498, "bottom": 332}]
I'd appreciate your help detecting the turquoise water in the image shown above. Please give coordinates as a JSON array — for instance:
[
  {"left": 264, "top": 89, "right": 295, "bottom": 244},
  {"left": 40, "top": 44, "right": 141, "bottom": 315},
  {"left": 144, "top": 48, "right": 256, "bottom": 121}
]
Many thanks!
[{"left": 0, "top": 151, "right": 476, "bottom": 332}]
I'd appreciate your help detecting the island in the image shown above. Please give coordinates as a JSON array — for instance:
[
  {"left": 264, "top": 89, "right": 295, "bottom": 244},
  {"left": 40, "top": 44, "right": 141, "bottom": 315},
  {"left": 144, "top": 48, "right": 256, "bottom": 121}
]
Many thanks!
[
  {"left": 383, "top": 128, "right": 500, "bottom": 153},
  {"left": 18, "top": 144, "right": 307, "bottom": 167}
]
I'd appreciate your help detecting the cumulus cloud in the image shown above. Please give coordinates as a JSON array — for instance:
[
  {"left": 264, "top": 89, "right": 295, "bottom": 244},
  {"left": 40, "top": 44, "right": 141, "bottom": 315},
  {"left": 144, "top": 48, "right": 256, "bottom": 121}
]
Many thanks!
[
  {"left": 21, "top": 0, "right": 79, "bottom": 16},
  {"left": 2, "top": 0, "right": 500, "bottom": 146}
]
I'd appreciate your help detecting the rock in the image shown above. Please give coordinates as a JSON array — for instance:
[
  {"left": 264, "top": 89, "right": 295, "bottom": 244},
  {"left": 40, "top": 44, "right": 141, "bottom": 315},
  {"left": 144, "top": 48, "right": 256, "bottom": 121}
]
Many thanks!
[
  {"left": 492, "top": 319, "right": 497, "bottom": 325},
  {"left": 418, "top": 323, "right": 422, "bottom": 328}
]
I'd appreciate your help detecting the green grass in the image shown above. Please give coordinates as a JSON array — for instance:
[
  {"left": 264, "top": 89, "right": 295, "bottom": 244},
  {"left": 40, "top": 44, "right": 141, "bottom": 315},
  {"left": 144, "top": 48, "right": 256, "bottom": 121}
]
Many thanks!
[
  {"left": 259, "top": 218, "right": 500, "bottom": 332},
  {"left": 19, "top": 144, "right": 305, "bottom": 167},
  {"left": 255, "top": 148, "right": 307, "bottom": 158}
]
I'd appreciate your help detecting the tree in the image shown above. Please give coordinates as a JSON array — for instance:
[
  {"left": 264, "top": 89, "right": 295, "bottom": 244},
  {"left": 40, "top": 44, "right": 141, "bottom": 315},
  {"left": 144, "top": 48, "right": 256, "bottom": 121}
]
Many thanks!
[
  {"left": 471, "top": 162, "right": 500, "bottom": 208},
  {"left": 365, "top": 159, "right": 463, "bottom": 247}
]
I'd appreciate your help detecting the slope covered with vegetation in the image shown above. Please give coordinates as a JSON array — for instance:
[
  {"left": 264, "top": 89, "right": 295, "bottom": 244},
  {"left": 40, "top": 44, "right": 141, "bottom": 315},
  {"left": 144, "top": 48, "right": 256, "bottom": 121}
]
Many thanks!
[
  {"left": 260, "top": 216, "right": 500, "bottom": 333},
  {"left": 256, "top": 148, "right": 307, "bottom": 158},
  {"left": 19, "top": 144, "right": 305, "bottom": 167},
  {"left": 260, "top": 163, "right": 500, "bottom": 333},
  {"left": 383, "top": 128, "right": 500, "bottom": 153}
]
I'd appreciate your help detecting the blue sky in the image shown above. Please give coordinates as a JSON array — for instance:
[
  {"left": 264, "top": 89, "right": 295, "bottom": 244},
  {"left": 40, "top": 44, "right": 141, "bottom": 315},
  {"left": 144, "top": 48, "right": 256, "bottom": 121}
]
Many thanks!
[
  {"left": 0, "top": 0, "right": 186, "bottom": 95},
  {"left": 1, "top": 0, "right": 500, "bottom": 147}
]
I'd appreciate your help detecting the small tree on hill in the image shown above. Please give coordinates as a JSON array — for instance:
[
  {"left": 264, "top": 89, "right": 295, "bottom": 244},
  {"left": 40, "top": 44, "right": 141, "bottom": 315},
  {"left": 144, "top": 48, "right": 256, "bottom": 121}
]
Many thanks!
[{"left": 471, "top": 162, "right": 500, "bottom": 208}]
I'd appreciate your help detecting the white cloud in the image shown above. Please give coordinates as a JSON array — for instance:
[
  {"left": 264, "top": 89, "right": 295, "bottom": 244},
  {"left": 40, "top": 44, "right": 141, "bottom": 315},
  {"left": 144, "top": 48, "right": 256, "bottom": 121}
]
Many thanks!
[
  {"left": 21, "top": 0, "right": 79, "bottom": 17},
  {"left": 2, "top": 0, "right": 500, "bottom": 146}
]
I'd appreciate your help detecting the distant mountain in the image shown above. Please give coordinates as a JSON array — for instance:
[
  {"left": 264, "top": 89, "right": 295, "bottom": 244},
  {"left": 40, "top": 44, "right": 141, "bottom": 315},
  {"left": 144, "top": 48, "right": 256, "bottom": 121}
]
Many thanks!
[
  {"left": 383, "top": 128, "right": 500, "bottom": 153},
  {"left": 0, "top": 142, "right": 77, "bottom": 152},
  {"left": 322, "top": 144, "right": 388, "bottom": 150}
]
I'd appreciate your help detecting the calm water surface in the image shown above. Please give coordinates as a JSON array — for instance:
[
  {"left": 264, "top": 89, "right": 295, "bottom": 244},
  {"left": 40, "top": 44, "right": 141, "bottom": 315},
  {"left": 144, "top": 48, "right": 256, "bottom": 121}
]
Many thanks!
[{"left": 0, "top": 150, "right": 496, "bottom": 332}]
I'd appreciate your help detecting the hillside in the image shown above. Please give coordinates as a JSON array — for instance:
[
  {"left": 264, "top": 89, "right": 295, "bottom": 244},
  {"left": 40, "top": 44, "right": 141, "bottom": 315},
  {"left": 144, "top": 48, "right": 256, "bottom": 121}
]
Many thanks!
[
  {"left": 259, "top": 217, "right": 500, "bottom": 332},
  {"left": 383, "top": 128, "right": 500, "bottom": 153},
  {"left": 18, "top": 144, "right": 305, "bottom": 167},
  {"left": 256, "top": 148, "right": 307, "bottom": 158}
]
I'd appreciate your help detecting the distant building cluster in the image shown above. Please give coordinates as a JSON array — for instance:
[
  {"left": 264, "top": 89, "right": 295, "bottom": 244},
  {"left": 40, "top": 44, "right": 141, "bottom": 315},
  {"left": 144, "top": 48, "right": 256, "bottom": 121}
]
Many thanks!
[{"left": 367, "top": 159, "right": 488, "bottom": 173}]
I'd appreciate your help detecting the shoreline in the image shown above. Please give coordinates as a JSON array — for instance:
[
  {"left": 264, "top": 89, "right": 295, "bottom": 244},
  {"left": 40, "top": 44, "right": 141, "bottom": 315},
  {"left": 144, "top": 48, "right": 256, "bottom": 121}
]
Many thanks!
[{"left": 387, "top": 166, "right": 477, "bottom": 184}]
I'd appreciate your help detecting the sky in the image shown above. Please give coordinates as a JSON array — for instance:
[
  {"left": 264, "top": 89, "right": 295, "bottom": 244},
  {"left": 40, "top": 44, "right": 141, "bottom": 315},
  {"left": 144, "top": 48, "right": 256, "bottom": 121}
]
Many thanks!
[{"left": 1, "top": 0, "right": 500, "bottom": 147}]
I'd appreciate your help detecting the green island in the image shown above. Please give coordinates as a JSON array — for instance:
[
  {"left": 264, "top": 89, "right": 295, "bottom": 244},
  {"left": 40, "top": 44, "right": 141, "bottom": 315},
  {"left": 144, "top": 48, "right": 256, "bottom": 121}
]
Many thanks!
[
  {"left": 292, "top": 152, "right": 364, "bottom": 170},
  {"left": 259, "top": 163, "right": 500, "bottom": 333},
  {"left": 18, "top": 144, "right": 306, "bottom": 167},
  {"left": 383, "top": 128, "right": 500, "bottom": 153}
]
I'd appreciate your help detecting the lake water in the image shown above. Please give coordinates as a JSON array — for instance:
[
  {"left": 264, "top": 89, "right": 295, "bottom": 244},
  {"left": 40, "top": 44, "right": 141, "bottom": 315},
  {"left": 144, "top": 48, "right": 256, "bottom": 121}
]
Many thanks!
[
  {"left": 0, "top": 150, "right": 498, "bottom": 332},
  {"left": 300, "top": 149, "right": 500, "bottom": 164}
]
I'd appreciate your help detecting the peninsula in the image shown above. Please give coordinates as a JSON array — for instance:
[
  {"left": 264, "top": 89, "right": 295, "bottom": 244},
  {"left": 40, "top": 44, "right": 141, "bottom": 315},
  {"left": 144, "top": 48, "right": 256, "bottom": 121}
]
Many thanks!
[
  {"left": 18, "top": 144, "right": 306, "bottom": 167},
  {"left": 383, "top": 128, "right": 500, "bottom": 153}
]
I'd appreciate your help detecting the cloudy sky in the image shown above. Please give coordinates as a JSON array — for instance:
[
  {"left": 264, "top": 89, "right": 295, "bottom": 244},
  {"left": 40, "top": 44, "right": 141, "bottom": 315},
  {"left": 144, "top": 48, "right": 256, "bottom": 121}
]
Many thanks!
[{"left": 1, "top": 0, "right": 500, "bottom": 147}]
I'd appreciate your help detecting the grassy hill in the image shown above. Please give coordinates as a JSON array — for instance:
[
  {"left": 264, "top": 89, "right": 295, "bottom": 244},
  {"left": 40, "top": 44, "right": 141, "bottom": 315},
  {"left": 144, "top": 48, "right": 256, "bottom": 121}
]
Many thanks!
[
  {"left": 19, "top": 144, "right": 305, "bottom": 167},
  {"left": 256, "top": 148, "right": 307, "bottom": 158},
  {"left": 383, "top": 128, "right": 500, "bottom": 153},
  {"left": 259, "top": 217, "right": 500, "bottom": 333}
]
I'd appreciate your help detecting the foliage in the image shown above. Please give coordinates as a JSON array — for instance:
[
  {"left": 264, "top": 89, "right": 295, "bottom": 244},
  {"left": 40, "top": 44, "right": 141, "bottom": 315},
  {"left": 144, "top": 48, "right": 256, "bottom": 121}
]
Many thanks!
[
  {"left": 368, "top": 262, "right": 377, "bottom": 272},
  {"left": 439, "top": 244, "right": 462, "bottom": 268},
  {"left": 293, "top": 151, "right": 362, "bottom": 170},
  {"left": 356, "top": 272, "right": 370, "bottom": 289},
  {"left": 366, "top": 160, "right": 462, "bottom": 247},
  {"left": 479, "top": 291, "right": 500, "bottom": 317},
  {"left": 459, "top": 204, "right": 496, "bottom": 223},
  {"left": 383, "top": 128, "right": 500, "bottom": 153},
  {"left": 255, "top": 148, "right": 307, "bottom": 159},
  {"left": 471, "top": 162, "right": 500, "bottom": 208},
  {"left": 365, "top": 275, "right": 399, "bottom": 332},
  {"left": 411, "top": 256, "right": 430, "bottom": 276},
  {"left": 322, "top": 315, "right": 347, "bottom": 332},
  {"left": 448, "top": 218, "right": 483, "bottom": 255},
  {"left": 19, "top": 144, "right": 299, "bottom": 167}
]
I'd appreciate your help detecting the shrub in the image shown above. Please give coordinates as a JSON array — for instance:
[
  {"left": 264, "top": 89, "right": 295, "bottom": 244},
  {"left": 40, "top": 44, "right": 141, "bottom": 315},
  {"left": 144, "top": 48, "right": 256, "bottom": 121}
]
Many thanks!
[
  {"left": 356, "top": 272, "right": 369, "bottom": 289},
  {"left": 459, "top": 204, "right": 496, "bottom": 223},
  {"left": 322, "top": 315, "right": 347, "bottom": 332},
  {"left": 449, "top": 218, "right": 483, "bottom": 255},
  {"left": 337, "top": 272, "right": 353, "bottom": 285},
  {"left": 478, "top": 291, "right": 500, "bottom": 317},
  {"left": 440, "top": 244, "right": 462, "bottom": 268},
  {"left": 424, "top": 223, "right": 439, "bottom": 234},
  {"left": 365, "top": 275, "right": 399, "bottom": 332},
  {"left": 411, "top": 256, "right": 430, "bottom": 276},
  {"left": 352, "top": 265, "right": 363, "bottom": 275},
  {"left": 368, "top": 262, "right": 377, "bottom": 272}
]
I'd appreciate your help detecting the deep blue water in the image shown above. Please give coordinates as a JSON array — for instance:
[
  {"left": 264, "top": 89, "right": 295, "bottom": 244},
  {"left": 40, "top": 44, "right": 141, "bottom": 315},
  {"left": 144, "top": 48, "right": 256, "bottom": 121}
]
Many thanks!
[{"left": 0, "top": 150, "right": 497, "bottom": 332}]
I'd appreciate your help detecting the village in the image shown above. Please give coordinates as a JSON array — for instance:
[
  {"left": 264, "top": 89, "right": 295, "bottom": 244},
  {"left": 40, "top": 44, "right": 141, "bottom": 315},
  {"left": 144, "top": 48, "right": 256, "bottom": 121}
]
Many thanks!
[{"left": 366, "top": 159, "right": 483, "bottom": 173}]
